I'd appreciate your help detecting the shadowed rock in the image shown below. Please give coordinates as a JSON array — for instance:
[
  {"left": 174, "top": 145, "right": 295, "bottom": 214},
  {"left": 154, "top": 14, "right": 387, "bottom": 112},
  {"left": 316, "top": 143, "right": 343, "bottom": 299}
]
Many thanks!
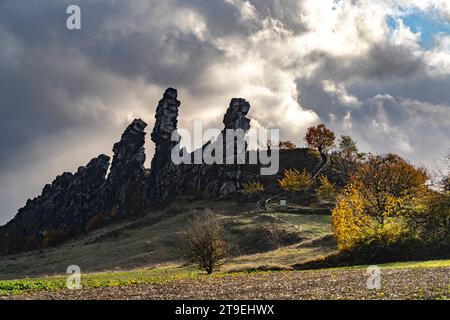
[
  {"left": 147, "top": 92, "right": 251, "bottom": 199},
  {"left": 0, "top": 88, "right": 252, "bottom": 254},
  {"left": 1, "top": 154, "right": 110, "bottom": 245},
  {"left": 106, "top": 118, "right": 148, "bottom": 215}
]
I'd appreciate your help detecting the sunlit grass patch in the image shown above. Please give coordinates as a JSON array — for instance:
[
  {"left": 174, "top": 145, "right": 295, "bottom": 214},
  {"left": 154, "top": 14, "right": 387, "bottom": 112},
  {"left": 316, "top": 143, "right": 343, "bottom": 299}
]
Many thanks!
[{"left": 0, "top": 265, "right": 199, "bottom": 296}]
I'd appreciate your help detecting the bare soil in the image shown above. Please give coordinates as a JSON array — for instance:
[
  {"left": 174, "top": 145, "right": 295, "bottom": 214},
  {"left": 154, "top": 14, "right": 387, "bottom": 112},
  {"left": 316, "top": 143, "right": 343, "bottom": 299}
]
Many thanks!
[{"left": 9, "top": 267, "right": 449, "bottom": 300}]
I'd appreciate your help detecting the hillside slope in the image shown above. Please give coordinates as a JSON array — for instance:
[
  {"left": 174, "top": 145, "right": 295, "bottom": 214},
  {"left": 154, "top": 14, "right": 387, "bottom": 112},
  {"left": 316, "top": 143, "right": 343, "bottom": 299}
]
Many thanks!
[{"left": 0, "top": 200, "right": 335, "bottom": 280}]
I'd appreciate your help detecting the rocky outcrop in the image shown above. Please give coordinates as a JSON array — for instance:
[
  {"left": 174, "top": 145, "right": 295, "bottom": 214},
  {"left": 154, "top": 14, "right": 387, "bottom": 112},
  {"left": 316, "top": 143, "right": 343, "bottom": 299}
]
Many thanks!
[
  {"left": 147, "top": 93, "right": 251, "bottom": 199},
  {"left": 193, "top": 98, "right": 251, "bottom": 198},
  {"left": 2, "top": 154, "right": 110, "bottom": 240},
  {"left": 0, "top": 88, "right": 251, "bottom": 254},
  {"left": 148, "top": 88, "right": 181, "bottom": 199},
  {"left": 106, "top": 118, "right": 148, "bottom": 214}
]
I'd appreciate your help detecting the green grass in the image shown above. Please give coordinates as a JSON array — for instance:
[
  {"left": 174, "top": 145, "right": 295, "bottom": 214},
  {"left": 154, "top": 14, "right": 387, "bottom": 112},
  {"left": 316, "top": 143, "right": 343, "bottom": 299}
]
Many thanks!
[
  {"left": 2, "top": 259, "right": 449, "bottom": 297},
  {"left": 329, "top": 259, "right": 450, "bottom": 271},
  {"left": 0, "top": 265, "right": 199, "bottom": 296},
  {"left": 273, "top": 213, "right": 332, "bottom": 237},
  {"left": 375, "top": 259, "right": 450, "bottom": 269}
]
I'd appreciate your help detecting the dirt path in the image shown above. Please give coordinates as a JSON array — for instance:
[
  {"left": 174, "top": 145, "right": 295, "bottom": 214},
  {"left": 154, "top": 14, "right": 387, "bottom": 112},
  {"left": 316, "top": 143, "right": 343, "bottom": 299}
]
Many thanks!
[{"left": 8, "top": 267, "right": 450, "bottom": 300}]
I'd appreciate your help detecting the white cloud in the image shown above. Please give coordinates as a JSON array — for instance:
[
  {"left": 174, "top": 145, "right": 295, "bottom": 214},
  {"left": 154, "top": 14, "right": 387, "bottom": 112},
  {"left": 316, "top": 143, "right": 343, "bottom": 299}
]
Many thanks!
[{"left": 322, "top": 80, "right": 362, "bottom": 108}]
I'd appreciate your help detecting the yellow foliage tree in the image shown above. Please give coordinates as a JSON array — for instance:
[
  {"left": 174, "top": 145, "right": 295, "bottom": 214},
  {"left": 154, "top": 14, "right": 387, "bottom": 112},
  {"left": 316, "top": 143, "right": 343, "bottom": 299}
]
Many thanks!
[
  {"left": 332, "top": 154, "right": 429, "bottom": 251},
  {"left": 243, "top": 181, "right": 265, "bottom": 200},
  {"left": 332, "top": 183, "right": 373, "bottom": 251},
  {"left": 316, "top": 175, "right": 338, "bottom": 206},
  {"left": 278, "top": 169, "right": 312, "bottom": 198}
]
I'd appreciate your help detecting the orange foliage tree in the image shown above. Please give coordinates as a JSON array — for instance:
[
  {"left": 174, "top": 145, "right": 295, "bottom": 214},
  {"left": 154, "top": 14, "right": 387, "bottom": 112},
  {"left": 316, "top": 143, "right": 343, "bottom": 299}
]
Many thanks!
[{"left": 304, "top": 124, "right": 335, "bottom": 155}]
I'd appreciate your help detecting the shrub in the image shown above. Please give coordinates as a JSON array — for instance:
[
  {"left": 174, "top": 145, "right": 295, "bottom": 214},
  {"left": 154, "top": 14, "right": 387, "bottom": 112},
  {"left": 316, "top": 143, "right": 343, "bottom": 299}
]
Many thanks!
[
  {"left": 86, "top": 213, "right": 109, "bottom": 231},
  {"left": 278, "top": 141, "right": 297, "bottom": 150},
  {"left": 42, "top": 228, "right": 74, "bottom": 248},
  {"left": 278, "top": 169, "right": 312, "bottom": 199},
  {"left": 316, "top": 175, "right": 338, "bottom": 206},
  {"left": 295, "top": 236, "right": 450, "bottom": 270},
  {"left": 243, "top": 181, "right": 265, "bottom": 199},
  {"left": 183, "top": 210, "right": 228, "bottom": 274},
  {"left": 0, "top": 228, "right": 25, "bottom": 254},
  {"left": 23, "top": 234, "right": 41, "bottom": 251}
]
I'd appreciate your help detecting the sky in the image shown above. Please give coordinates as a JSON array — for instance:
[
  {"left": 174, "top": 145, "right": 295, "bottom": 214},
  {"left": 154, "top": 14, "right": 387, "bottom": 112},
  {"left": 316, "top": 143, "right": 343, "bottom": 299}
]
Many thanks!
[{"left": 0, "top": 0, "right": 449, "bottom": 225}]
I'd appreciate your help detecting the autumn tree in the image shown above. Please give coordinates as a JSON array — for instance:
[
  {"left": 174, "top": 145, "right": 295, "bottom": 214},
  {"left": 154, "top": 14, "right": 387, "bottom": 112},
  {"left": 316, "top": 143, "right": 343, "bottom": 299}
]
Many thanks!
[
  {"left": 316, "top": 175, "right": 338, "bottom": 207},
  {"left": 278, "top": 169, "right": 312, "bottom": 200},
  {"left": 338, "top": 136, "right": 357, "bottom": 158},
  {"left": 243, "top": 181, "right": 265, "bottom": 200},
  {"left": 412, "top": 153, "right": 450, "bottom": 240},
  {"left": 279, "top": 141, "right": 297, "bottom": 150},
  {"left": 335, "top": 135, "right": 365, "bottom": 183},
  {"left": 433, "top": 151, "right": 450, "bottom": 192},
  {"left": 413, "top": 191, "right": 450, "bottom": 241},
  {"left": 183, "top": 210, "right": 228, "bottom": 274},
  {"left": 332, "top": 154, "right": 429, "bottom": 250},
  {"left": 304, "top": 124, "right": 335, "bottom": 173}
]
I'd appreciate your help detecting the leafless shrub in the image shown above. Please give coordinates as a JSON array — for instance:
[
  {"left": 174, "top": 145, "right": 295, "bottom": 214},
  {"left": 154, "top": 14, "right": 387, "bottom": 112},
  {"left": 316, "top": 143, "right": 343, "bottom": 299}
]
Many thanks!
[{"left": 183, "top": 209, "right": 228, "bottom": 274}]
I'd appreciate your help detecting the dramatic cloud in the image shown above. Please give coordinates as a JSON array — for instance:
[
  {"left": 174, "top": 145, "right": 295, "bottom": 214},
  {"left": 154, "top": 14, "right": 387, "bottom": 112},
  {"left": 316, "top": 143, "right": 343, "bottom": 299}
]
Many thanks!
[{"left": 0, "top": 0, "right": 449, "bottom": 224}]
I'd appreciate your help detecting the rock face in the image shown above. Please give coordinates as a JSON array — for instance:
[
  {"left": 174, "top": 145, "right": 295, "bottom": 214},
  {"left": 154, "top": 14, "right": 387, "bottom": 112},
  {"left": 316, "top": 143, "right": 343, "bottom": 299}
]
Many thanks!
[
  {"left": 148, "top": 88, "right": 181, "bottom": 199},
  {"left": 196, "top": 98, "right": 251, "bottom": 198},
  {"left": 147, "top": 90, "right": 251, "bottom": 200},
  {"left": 0, "top": 88, "right": 251, "bottom": 254},
  {"left": 1, "top": 154, "right": 110, "bottom": 244},
  {"left": 106, "top": 118, "right": 148, "bottom": 214}
]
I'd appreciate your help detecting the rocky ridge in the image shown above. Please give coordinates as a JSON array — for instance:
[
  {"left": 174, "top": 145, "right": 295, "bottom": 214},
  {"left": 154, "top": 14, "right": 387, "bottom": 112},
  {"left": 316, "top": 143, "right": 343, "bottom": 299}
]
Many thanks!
[{"left": 0, "top": 88, "right": 251, "bottom": 253}]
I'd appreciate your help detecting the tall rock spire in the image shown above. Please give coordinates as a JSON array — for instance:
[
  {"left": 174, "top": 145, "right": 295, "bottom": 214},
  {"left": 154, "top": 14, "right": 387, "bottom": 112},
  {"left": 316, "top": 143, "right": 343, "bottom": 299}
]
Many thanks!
[
  {"left": 150, "top": 88, "right": 181, "bottom": 172},
  {"left": 147, "top": 88, "right": 181, "bottom": 199},
  {"left": 146, "top": 89, "right": 251, "bottom": 200},
  {"left": 107, "top": 118, "right": 148, "bottom": 214},
  {"left": 202, "top": 98, "right": 251, "bottom": 198},
  {"left": 223, "top": 98, "right": 251, "bottom": 131}
]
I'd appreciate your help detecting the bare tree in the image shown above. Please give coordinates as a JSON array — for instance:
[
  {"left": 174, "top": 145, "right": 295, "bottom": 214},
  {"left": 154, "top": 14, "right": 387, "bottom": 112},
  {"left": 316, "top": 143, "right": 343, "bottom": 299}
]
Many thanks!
[
  {"left": 431, "top": 151, "right": 450, "bottom": 192},
  {"left": 183, "top": 210, "right": 228, "bottom": 274}
]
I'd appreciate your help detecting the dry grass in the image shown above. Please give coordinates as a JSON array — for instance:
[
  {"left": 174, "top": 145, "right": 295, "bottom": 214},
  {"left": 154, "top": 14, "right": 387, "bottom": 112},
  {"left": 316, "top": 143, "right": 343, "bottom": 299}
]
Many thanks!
[{"left": 0, "top": 200, "right": 334, "bottom": 280}]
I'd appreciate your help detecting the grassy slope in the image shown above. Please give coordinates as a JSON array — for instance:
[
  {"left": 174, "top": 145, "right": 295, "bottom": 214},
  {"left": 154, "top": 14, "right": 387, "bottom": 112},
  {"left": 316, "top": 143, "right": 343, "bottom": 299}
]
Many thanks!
[
  {"left": 0, "top": 200, "right": 335, "bottom": 280},
  {"left": 0, "top": 199, "right": 448, "bottom": 299}
]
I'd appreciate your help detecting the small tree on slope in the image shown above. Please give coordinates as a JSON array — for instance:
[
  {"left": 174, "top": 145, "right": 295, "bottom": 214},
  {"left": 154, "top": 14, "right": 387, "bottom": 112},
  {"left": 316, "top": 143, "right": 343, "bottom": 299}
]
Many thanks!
[{"left": 183, "top": 210, "right": 228, "bottom": 274}]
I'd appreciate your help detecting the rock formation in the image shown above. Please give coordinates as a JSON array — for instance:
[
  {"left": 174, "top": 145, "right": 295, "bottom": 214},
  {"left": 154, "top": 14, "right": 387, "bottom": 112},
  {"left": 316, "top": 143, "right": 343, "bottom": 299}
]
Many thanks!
[
  {"left": 106, "top": 118, "right": 148, "bottom": 214},
  {"left": 148, "top": 88, "right": 181, "bottom": 199},
  {"left": 1, "top": 154, "right": 110, "bottom": 245},
  {"left": 0, "top": 88, "right": 251, "bottom": 254},
  {"left": 147, "top": 91, "right": 251, "bottom": 200}
]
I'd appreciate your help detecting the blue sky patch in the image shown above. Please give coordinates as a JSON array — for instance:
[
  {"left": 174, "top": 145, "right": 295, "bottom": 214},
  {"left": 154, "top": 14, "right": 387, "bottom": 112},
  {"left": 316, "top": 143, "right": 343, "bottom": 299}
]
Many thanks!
[{"left": 386, "top": 9, "right": 450, "bottom": 49}]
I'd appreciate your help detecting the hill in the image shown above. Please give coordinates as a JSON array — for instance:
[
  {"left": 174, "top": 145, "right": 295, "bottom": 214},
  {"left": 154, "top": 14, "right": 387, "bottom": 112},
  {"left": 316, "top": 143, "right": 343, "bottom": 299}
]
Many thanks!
[
  {"left": 0, "top": 200, "right": 335, "bottom": 280},
  {"left": 2, "top": 199, "right": 448, "bottom": 300}
]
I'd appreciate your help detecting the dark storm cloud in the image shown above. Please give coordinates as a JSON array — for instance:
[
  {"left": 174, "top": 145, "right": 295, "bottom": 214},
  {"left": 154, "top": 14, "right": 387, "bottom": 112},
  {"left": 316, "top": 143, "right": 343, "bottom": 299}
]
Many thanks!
[
  {"left": 0, "top": 0, "right": 247, "bottom": 224},
  {"left": 0, "top": 0, "right": 449, "bottom": 225}
]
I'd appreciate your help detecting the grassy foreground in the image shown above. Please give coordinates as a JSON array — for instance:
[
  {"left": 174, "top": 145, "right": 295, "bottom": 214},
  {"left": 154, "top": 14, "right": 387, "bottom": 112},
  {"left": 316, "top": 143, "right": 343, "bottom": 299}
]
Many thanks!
[
  {"left": 1, "top": 200, "right": 447, "bottom": 299},
  {"left": 1, "top": 259, "right": 449, "bottom": 298}
]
